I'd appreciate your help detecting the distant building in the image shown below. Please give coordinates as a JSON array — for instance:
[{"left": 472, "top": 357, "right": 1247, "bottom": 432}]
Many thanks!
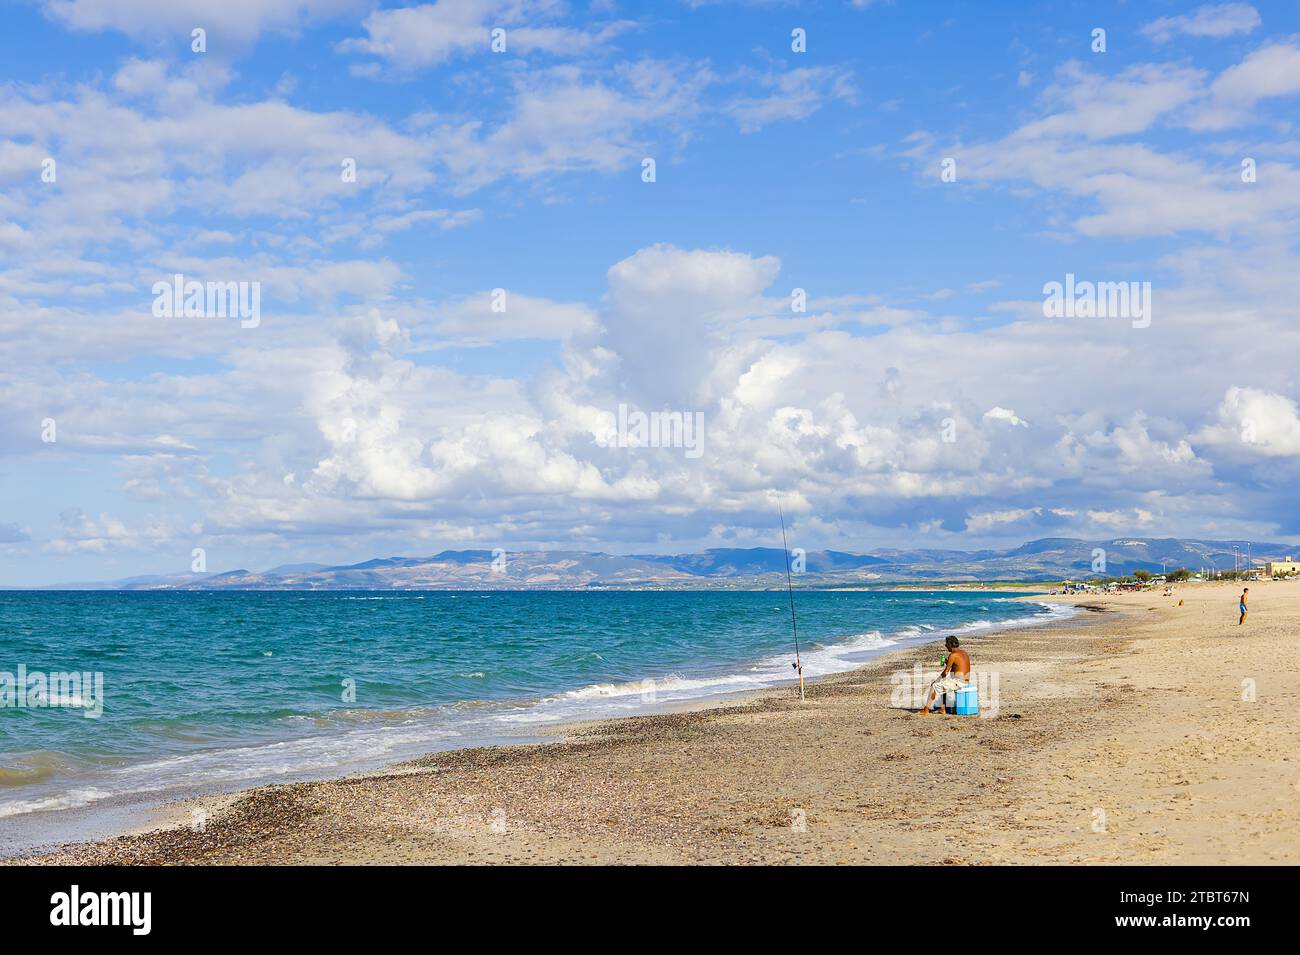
[{"left": 1265, "top": 557, "right": 1299, "bottom": 577}]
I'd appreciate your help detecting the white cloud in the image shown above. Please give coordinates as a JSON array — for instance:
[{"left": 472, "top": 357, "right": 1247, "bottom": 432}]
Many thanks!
[
  {"left": 965, "top": 507, "right": 1040, "bottom": 532},
  {"left": 1019, "top": 62, "right": 1206, "bottom": 141},
  {"left": 725, "top": 66, "right": 857, "bottom": 133},
  {"left": 429, "top": 60, "right": 712, "bottom": 192},
  {"left": 10, "top": 23, "right": 1300, "bottom": 571},
  {"left": 339, "top": 0, "right": 633, "bottom": 71},
  {"left": 907, "top": 49, "right": 1300, "bottom": 239},
  {"left": 0, "top": 55, "right": 717, "bottom": 299},
  {"left": 112, "top": 58, "right": 170, "bottom": 97},
  {"left": 602, "top": 243, "right": 780, "bottom": 405},
  {"left": 44, "top": 0, "right": 364, "bottom": 46},
  {"left": 1087, "top": 508, "right": 1155, "bottom": 529},
  {"left": 430, "top": 292, "right": 597, "bottom": 341},
  {"left": 1191, "top": 42, "right": 1300, "bottom": 130},
  {"left": 46, "top": 507, "right": 174, "bottom": 553},
  {"left": 1196, "top": 386, "right": 1300, "bottom": 456},
  {"left": 7, "top": 236, "right": 1298, "bottom": 559},
  {"left": 983, "top": 407, "right": 1028, "bottom": 428},
  {"left": 1142, "top": 4, "right": 1261, "bottom": 44}
]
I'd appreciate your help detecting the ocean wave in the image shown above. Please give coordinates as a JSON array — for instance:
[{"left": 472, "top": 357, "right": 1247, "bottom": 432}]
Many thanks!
[
  {"left": 553, "top": 672, "right": 762, "bottom": 702},
  {"left": 534, "top": 607, "right": 1069, "bottom": 717},
  {"left": 0, "top": 787, "right": 112, "bottom": 819},
  {"left": 0, "top": 753, "right": 70, "bottom": 787}
]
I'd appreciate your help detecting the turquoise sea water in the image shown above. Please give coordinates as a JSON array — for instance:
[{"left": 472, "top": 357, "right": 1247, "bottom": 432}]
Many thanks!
[{"left": 0, "top": 589, "right": 1067, "bottom": 852}]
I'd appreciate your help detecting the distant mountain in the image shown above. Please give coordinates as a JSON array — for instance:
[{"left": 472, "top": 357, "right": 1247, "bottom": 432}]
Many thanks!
[
  {"left": 263, "top": 562, "right": 330, "bottom": 575},
  {"left": 27, "top": 538, "right": 1297, "bottom": 591}
]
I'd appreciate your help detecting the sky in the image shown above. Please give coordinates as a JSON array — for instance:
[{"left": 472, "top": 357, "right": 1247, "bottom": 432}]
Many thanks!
[{"left": 2, "top": 0, "right": 1300, "bottom": 585}]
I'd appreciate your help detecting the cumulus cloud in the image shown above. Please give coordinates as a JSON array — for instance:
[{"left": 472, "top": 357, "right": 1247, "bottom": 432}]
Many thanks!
[
  {"left": 983, "top": 407, "right": 1028, "bottom": 428},
  {"left": 140, "top": 242, "right": 1271, "bottom": 551},
  {"left": 1196, "top": 386, "right": 1300, "bottom": 457},
  {"left": 6, "top": 232, "right": 1299, "bottom": 565},
  {"left": 8, "top": 14, "right": 1300, "bottom": 582}
]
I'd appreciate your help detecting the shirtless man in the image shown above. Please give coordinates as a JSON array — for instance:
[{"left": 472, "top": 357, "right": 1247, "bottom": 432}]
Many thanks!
[
  {"left": 918, "top": 636, "right": 970, "bottom": 715},
  {"left": 1239, "top": 587, "right": 1249, "bottom": 626}
]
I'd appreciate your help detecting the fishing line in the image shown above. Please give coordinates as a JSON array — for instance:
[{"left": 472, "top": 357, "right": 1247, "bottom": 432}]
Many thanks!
[{"left": 776, "top": 495, "right": 805, "bottom": 701}]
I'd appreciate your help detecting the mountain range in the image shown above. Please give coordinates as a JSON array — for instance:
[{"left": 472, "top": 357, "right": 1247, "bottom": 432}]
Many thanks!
[{"left": 23, "top": 537, "right": 1295, "bottom": 590}]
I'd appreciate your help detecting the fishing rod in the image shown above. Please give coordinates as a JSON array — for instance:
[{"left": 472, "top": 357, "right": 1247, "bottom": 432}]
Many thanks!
[{"left": 777, "top": 496, "right": 805, "bottom": 701}]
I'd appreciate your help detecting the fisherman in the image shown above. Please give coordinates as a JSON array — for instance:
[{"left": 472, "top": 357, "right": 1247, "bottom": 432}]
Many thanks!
[{"left": 917, "top": 636, "right": 970, "bottom": 715}]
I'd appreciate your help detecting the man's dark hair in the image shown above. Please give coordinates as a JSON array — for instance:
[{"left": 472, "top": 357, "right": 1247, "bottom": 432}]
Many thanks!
[{"left": 945, "top": 636, "right": 960, "bottom": 649}]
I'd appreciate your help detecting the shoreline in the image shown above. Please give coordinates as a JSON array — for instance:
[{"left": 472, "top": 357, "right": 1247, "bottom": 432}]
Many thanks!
[
  {"left": 1, "top": 587, "right": 1061, "bottom": 857},
  {"left": 10, "top": 594, "right": 1089, "bottom": 864},
  {"left": 12, "top": 581, "right": 1298, "bottom": 865}
]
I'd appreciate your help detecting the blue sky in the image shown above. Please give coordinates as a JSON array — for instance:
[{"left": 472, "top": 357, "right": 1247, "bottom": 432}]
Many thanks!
[{"left": 3, "top": 0, "right": 1300, "bottom": 585}]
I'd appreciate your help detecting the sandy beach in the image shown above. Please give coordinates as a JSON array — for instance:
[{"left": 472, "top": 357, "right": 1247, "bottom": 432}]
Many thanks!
[{"left": 13, "top": 580, "right": 1299, "bottom": 866}]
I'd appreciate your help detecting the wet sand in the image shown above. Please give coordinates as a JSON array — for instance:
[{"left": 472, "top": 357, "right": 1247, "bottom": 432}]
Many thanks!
[{"left": 13, "top": 581, "right": 1299, "bottom": 865}]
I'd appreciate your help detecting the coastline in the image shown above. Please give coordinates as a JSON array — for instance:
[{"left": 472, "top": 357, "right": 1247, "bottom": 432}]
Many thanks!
[
  {"left": 0, "top": 587, "right": 1060, "bottom": 856},
  {"left": 12, "top": 580, "right": 1298, "bottom": 865}
]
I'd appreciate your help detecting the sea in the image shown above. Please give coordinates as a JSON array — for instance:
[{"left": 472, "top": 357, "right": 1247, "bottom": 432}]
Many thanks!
[{"left": 0, "top": 589, "right": 1071, "bottom": 854}]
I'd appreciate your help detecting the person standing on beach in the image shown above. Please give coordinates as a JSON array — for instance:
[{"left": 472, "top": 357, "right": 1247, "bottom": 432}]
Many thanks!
[{"left": 1239, "top": 588, "right": 1249, "bottom": 626}]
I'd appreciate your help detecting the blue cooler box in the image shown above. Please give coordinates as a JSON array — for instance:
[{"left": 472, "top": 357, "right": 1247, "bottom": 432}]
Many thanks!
[{"left": 953, "top": 683, "right": 979, "bottom": 716}]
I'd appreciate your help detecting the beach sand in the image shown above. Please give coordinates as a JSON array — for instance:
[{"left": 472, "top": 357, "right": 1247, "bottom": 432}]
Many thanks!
[{"left": 14, "top": 580, "right": 1300, "bottom": 865}]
